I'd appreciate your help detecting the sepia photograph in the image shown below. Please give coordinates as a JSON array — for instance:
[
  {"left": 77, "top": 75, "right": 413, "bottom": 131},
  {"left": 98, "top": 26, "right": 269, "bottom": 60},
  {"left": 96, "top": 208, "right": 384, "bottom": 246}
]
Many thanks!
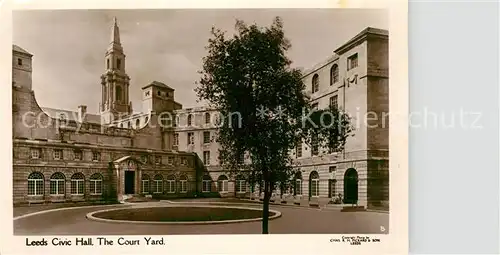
[{"left": 10, "top": 7, "right": 395, "bottom": 239}]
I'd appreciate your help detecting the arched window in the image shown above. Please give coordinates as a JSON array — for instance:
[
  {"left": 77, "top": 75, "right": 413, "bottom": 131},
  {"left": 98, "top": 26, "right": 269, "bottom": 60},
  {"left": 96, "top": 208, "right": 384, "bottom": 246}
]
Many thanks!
[
  {"left": 205, "top": 112, "right": 211, "bottom": 124},
  {"left": 145, "top": 116, "right": 149, "bottom": 123},
  {"left": 311, "top": 74, "right": 319, "bottom": 93},
  {"left": 330, "top": 64, "right": 339, "bottom": 85},
  {"left": 217, "top": 175, "right": 228, "bottom": 193},
  {"left": 27, "top": 172, "right": 44, "bottom": 196},
  {"left": 128, "top": 122, "right": 131, "bottom": 128},
  {"left": 141, "top": 174, "right": 150, "bottom": 194},
  {"left": 153, "top": 174, "right": 163, "bottom": 193},
  {"left": 309, "top": 171, "right": 320, "bottom": 197},
  {"left": 179, "top": 174, "right": 188, "bottom": 193},
  {"left": 116, "top": 86, "right": 122, "bottom": 101},
  {"left": 50, "top": 172, "right": 65, "bottom": 195},
  {"left": 70, "top": 173, "right": 85, "bottom": 195},
  {"left": 119, "top": 123, "right": 123, "bottom": 128},
  {"left": 236, "top": 175, "right": 246, "bottom": 193},
  {"left": 90, "top": 173, "right": 103, "bottom": 195},
  {"left": 187, "top": 114, "right": 192, "bottom": 126},
  {"left": 135, "top": 119, "right": 140, "bottom": 127},
  {"left": 166, "top": 175, "right": 176, "bottom": 193},
  {"left": 202, "top": 175, "right": 211, "bottom": 193}
]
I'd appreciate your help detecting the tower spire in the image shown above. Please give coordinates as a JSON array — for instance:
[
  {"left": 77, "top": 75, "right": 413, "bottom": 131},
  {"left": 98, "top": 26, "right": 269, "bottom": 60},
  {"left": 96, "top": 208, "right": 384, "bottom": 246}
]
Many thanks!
[{"left": 110, "top": 16, "right": 121, "bottom": 45}]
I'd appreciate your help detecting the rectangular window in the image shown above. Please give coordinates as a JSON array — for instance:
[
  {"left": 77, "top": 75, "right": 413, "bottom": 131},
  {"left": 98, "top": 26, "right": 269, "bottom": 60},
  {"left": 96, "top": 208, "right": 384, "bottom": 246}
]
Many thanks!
[
  {"left": 167, "top": 156, "right": 174, "bottom": 165},
  {"left": 92, "top": 151, "right": 100, "bottom": 161},
  {"left": 141, "top": 155, "right": 148, "bottom": 164},
  {"left": 173, "top": 133, "right": 179, "bottom": 146},
  {"left": 117, "top": 58, "right": 121, "bottom": 70},
  {"left": 154, "top": 180, "right": 163, "bottom": 193},
  {"left": 31, "top": 148, "right": 41, "bottom": 159},
  {"left": 53, "top": 149, "right": 62, "bottom": 160},
  {"left": 202, "top": 180, "right": 211, "bottom": 192},
  {"left": 295, "top": 179, "right": 302, "bottom": 195},
  {"left": 141, "top": 180, "right": 150, "bottom": 194},
  {"left": 90, "top": 180, "right": 102, "bottom": 195},
  {"left": 155, "top": 156, "right": 161, "bottom": 165},
  {"left": 50, "top": 180, "right": 65, "bottom": 195},
  {"left": 205, "top": 113, "right": 211, "bottom": 124},
  {"left": 311, "top": 134, "right": 319, "bottom": 156},
  {"left": 329, "top": 95, "right": 338, "bottom": 109},
  {"left": 329, "top": 166, "right": 337, "bottom": 179},
  {"left": 347, "top": 53, "right": 358, "bottom": 70},
  {"left": 203, "top": 131, "right": 210, "bottom": 144},
  {"left": 238, "top": 152, "right": 245, "bottom": 164},
  {"left": 296, "top": 142, "right": 302, "bottom": 158},
  {"left": 180, "top": 157, "right": 186, "bottom": 166},
  {"left": 237, "top": 180, "right": 246, "bottom": 193},
  {"left": 70, "top": 180, "right": 84, "bottom": 195},
  {"left": 18, "top": 58, "right": 22, "bottom": 66},
  {"left": 167, "top": 180, "right": 176, "bottom": 193},
  {"left": 28, "top": 179, "right": 43, "bottom": 196},
  {"left": 74, "top": 150, "right": 82, "bottom": 160},
  {"left": 187, "top": 132, "right": 194, "bottom": 145},
  {"left": 203, "top": 151, "right": 210, "bottom": 165},
  {"left": 180, "top": 180, "right": 188, "bottom": 193},
  {"left": 218, "top": 180, "right": 228, "bottom": 192},
  {"left": 311, "top": 179, "right": 320, "bottom": 197}
]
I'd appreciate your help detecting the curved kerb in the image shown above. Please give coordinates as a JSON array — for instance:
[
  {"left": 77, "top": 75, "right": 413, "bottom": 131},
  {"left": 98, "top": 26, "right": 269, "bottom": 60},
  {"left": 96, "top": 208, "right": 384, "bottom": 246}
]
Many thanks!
[{"left": 86, "top": 205, "right": 282, "bottom": 225}]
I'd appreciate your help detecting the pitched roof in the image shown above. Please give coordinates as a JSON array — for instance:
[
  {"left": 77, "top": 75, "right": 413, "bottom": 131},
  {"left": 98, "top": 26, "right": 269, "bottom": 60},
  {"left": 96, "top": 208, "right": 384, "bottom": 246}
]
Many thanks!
[
  {"left": 13, "top": 45, "right": 32, "bottom": 56},
  {"left": 41, "top": 107, "right": 102, "bottom": 124},
  {"left": 141, "top": 81, "right": 175, "bottom": 90}
]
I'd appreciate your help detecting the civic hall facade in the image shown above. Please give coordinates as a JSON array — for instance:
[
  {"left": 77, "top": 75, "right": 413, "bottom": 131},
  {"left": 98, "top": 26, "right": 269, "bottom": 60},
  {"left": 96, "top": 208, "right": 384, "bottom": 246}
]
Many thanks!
[{"left": 12, "top": 19, "right": 389, "bottom": 209}]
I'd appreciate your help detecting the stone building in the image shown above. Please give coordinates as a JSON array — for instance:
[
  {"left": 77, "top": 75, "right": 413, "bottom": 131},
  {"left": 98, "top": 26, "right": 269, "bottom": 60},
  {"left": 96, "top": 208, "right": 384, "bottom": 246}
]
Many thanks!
[{"left": 12, "top": 18, "right": 389, "bottom": 209}]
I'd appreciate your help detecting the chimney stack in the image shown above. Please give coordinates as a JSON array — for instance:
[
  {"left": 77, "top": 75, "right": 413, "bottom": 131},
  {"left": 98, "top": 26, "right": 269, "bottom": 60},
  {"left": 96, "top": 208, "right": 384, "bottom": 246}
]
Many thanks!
[{"left": 78, "top": 105, "right": 87, "bottom": 122}]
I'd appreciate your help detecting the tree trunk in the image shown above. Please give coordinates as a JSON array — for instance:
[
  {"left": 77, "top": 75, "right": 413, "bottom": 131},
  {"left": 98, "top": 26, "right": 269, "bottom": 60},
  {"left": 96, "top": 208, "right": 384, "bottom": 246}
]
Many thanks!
[{"left": 262, "top": 177, "right": 270, "bottom": 234}]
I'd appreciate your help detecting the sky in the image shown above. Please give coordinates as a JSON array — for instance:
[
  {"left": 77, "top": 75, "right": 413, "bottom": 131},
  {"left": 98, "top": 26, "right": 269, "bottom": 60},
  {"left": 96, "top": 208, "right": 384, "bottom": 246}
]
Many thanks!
[{"left": 13, "top": 9, "right": 388, "bottom": 114}]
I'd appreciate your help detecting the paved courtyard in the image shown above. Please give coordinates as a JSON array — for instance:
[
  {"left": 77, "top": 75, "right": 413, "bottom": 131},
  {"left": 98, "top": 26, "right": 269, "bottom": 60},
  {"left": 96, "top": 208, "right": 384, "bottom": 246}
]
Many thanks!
[{"left": 14, "top": 200, "right": 389, "bottom": 235}]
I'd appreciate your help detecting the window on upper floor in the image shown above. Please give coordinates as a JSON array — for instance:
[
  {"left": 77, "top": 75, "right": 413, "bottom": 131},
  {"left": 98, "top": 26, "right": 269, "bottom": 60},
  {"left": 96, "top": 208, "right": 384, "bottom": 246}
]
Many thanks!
[
  {"left": 106, "top": 59, "right": 110, "bottom": 69},
  {"left": 329, "top": 95, "right": 338, "bottom": 109},
  {"left": 311, "top": 103, "right": 319, "bottom": 111},
  {"left": 203, "top": 131, "right": 210, "bottom": 144},
  {"left": 203, "top": 151, "right": 210, "bottom": 165},
  {"left": 92, "top": 151, "right": 100, "bottom": 161},
  {"left": 296, "top": 141, "right": 302, "bottom": 158},
  {"left": 187, "top": 132, "right": 194, "bottom": 145},
  {"left": 205, "top": 112, "right": 211, "bottom": 124},
  {"left": 18, "top": 58, "right": 22, "bottom": 66},
  {"left": 311, "top": 74, "right": 319, "bottom": 93},
  {"left": 347, "top": 53, "right": 358, "bottom": 70},
  {"left": 31, "top": 148, "right": 41, "bottom": 159},
  {"left": 117, "top": 58, "right": 121, "bottom": 70},
  {"left": 173, "top": 133, "right": 179, "bottom": 146},
  {"left": 116, "top": 86, "right": 122, "bottom": 101},
  {"left": 53, "top": 149, "right": 63, "bottom": 160},
  {"left": 330, "top": 64, "right": 339, "bottom": 85},
  {"left": 74, "top": 149, "right": 83, "bottom": 161},
  {"left": 187, "top": 114, "right": 193, "bottom": 126}
]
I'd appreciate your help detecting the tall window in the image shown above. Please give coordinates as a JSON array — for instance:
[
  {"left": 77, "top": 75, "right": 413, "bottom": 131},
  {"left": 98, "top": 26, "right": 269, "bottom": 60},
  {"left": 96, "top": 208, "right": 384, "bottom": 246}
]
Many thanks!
[
  {"left": 347, "top": 53, "right": 358, "bottom": 70},
  {"left": 179, "top": 175, "right": 188, "bottom": 193},
  {"left": 153, "top": 175, "right": 163, "bottom": 193},
  {"left": 141, "top": 174, "right": 150, "bottom": 194},
  {"left": 203, "top": 131, "right": 210, "bottom": 144},
  {"left": 117, "top": 58, "right": 121, "bottom": 70},
  {"left": 92, "top": 151, "right": 100, "bottom": 161},
  {"left": 31, "top": 148, "right": 41, "bottom": 159},
  {"left": 238, "top": 152, "right": 245, "bottom": 164},
  {"left": 187, "top": 114, "right": 192, "bottom": 126},
  {"left": 173, "top": 133, "right": 179, "bottom": 146},
  {"left": 74, "top": 149, "right": 82, "bottom": 160},
  {"left": 136, "top": 119, "right": 140, "bottom": 127},
  {"left": 236, "top": 176, "right": 246, "bottom": 193},
  {"left": 167, "top": 156, "right": 174, "bottom": 165},
  {"left": 27, "top": 172, "right": 44, "bottom": 196},
  {"left": 70, "top": 173, "right": 85, "bottom": 195},
  {"left": 187, "top": 132, "right": 194, "bottom": 145},
  {"left": 217, "top": 175, "right": 229, "bottom": 192},
  {"left": 205, "top": 112, "right": 211, "bottom": 124},
  {"left": 296, "top": 141, "right": 302, "bottom": 158},
  {"left": 330, "top": 64, "right": 339, "bottom": 85},
  {"left": 311, "top": 134, "right": 319, "bottom": 156},
  {"left": 90, "top": 173, "right": 103, "bottom": 195},
  {"left": 295, "top": 179, "right": 302, "bottom": 195},
  {"left": 116, "top": 86, "right": 122, "bottom": 101},
  {"left": 106, "top": 59, "right": 109, "bottom": 69},
  {"left": 18, "top": 58, "right": 22, "bottom": 66},
  {"left": 329, "top": 95, "right": 338, "bottom": 109},
  {"left": 50, "top": 172, "right": 65, "bottom": 195},
  {"left": 310, "top": 171, "right": 320, "bottom": 197},
  {"left": 311, "top": 74, "right": 319, "bottom": 93},
  {"left": 53, "top": 149, "right": 62, "bottom": 160},
  {"left": 202, "top": 175, "right": 211, "bottom": 193},
  {"left": 166, "top": 175, "right": 176, "bottom": 193},
  {"left": 203, "top": 151, "right": 210, "bottom": 165}
]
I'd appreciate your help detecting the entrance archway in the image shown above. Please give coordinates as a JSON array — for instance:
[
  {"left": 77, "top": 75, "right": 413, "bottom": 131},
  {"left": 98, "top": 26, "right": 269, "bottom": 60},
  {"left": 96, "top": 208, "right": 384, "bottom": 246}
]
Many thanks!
[{"left": 343, "top": 168, "right": 358, "bottom": 204}]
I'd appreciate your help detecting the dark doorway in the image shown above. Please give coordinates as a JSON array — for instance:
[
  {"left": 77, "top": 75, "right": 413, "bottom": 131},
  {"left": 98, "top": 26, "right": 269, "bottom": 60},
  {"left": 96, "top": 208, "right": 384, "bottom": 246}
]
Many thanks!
[
  {"left": 125, "top": 171, "right": 135, "bottom": 194},
  {"left": 343, "top": 168, "right": 358, "bottom": 204}
]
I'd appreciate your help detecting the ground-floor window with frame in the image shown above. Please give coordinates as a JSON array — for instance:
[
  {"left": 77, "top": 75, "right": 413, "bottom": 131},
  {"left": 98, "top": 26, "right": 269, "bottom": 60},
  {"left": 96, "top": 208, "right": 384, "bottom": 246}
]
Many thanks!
[
  {"left": 50, "top": 172, "right": 65, "bottom": 196},
  {"left": 166, "top": 175, "right": 176, "bottom": 193},
  {"left": 309, "top": 171, "right": 320, "bottom": 197},
  {"left": 89, "top": 173, "right": 103, "bottom": 195},
  {"left": 202, "top": 175, "right": 211, "bottom": 192},
  {"left": 153, "top": 174, "right": 163, "bottom": 193},
  {"left": 236, "top": 177, "right": 246, "bottom": 193},
  {"left": 70, "top": 173, "right": 85, "bottom": 195},
  {"left": 27, "top": 172, "right": 44, "bottom": 196},
  {"left": 179, "top": 175, "right": 188, "bottom": 193},
  {"left": 141, "top": 174, "right": 150, "bottom": 194},
  {"left": 217, "top": 175, "right": 229, "bottom": 192}
]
